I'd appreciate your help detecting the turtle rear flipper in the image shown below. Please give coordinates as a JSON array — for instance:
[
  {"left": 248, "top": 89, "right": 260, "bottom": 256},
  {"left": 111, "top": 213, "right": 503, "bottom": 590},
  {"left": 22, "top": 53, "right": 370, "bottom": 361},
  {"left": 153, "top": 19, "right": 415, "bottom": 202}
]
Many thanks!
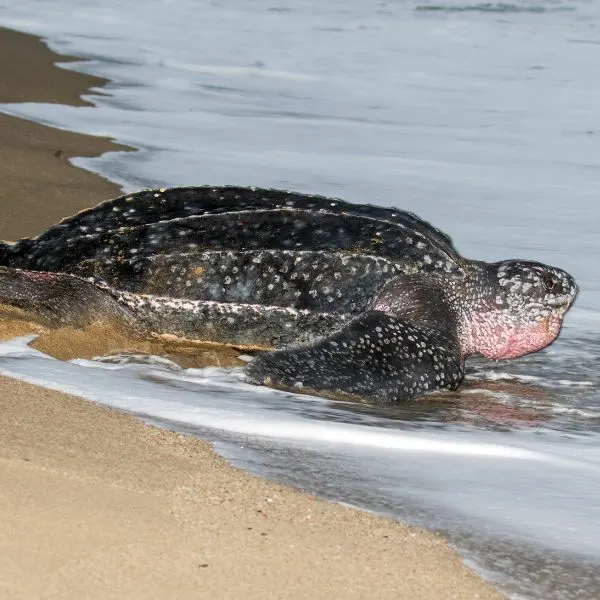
[
  {"left": 245, "top": 311, "right": 464, "bottom": 403},
  {"left": 0, "top": 267, "right": 141, "bottom": 331}
]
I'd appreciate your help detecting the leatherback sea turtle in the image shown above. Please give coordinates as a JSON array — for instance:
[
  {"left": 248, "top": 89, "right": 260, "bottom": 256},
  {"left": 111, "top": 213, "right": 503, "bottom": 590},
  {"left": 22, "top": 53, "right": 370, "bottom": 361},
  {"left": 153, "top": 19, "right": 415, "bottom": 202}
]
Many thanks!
[{"left": 0, "top": 186, "right": 577, "bottom": 403}]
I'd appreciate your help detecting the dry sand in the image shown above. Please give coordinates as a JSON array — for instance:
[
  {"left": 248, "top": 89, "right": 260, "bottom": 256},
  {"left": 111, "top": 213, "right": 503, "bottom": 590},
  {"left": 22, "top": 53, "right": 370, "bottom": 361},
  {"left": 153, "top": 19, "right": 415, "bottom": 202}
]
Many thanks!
[{"left": 0, "top": 27, "right": 504, "bottom": 599}]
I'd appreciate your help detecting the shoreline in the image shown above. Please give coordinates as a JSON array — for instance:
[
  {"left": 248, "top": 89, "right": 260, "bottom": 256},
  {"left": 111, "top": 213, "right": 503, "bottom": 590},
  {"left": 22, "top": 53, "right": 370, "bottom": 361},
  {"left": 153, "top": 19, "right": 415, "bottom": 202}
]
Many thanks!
[
  {"left": 0, "top": 26, "right": 131, "bottom": 241},
  {"left": 0, "top": 27, "right": 503, "bottom": 599}
]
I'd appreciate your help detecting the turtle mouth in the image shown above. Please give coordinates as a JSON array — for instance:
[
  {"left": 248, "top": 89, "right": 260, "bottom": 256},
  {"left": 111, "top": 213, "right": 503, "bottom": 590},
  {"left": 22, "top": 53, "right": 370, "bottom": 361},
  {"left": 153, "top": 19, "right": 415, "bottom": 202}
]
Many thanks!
[
  {"left": 547, "top": 297, "right": 568, "bottom": 309},
  {"left": 546, "top": 294, "right": 576, "bottom": 312},
  {"left": 539, "top": 283, "right": 577, "bottom": 311},
  {"left": 524, "top": 295, "right": 573, "bottom": 318}
]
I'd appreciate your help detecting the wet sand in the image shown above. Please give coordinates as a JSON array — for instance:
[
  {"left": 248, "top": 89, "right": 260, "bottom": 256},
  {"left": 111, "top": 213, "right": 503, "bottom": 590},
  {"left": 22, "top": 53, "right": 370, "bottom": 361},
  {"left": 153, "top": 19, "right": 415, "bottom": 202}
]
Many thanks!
[
  {"left": 0, "top": 27, "right": 131, "bottom": 240},
  {"left": 0, "top": 27, "right": 504, "bottom": 599}
]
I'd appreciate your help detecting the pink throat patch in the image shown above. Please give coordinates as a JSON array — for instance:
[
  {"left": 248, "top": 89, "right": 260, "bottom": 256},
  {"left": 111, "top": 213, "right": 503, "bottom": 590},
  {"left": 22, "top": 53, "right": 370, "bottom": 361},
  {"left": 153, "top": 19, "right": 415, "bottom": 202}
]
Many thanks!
[{"left": 460, "top": 312, "right": 563, "bottom": 360}]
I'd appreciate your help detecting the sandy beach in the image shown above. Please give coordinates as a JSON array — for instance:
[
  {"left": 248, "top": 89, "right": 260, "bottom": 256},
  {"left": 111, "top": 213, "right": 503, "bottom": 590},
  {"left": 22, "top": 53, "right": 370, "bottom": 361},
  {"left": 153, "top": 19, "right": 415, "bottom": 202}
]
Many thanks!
[{"left": 0, "top": 27, "right": 503, "bottom": 599}]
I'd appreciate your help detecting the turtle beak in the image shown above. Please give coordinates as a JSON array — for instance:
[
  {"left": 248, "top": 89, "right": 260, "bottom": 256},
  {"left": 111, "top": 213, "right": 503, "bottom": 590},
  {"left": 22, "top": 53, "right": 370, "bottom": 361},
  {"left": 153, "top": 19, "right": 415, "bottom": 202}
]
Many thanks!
[{"left": 547, "top": 290, "right": 577, "bottom": 314}]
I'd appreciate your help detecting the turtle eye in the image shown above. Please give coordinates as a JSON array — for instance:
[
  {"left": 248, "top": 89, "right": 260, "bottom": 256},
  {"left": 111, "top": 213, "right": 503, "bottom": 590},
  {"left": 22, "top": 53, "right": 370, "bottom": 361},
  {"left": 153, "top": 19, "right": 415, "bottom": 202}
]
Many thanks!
[{"left": 542, "top": 273, "right": 560, "bottom": 294}]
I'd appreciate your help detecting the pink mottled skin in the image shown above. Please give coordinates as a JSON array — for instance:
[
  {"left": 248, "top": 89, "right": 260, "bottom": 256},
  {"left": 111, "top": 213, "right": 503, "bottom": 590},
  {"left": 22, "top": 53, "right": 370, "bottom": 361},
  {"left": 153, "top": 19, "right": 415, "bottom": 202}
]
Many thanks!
[{"left": 459, "top": 311, "right": 564, "bottom": 361}]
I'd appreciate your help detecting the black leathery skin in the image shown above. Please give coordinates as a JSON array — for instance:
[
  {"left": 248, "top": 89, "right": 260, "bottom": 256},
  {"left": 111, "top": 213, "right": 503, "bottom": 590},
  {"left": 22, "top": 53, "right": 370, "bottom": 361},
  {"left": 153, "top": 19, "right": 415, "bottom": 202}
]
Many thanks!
[
  {"left": 246, "top": 311, "right": 464, "bottom": 403},
  {"left": 0, "top": 242, "right": 11, "bottom": 265},
  {"left": 71, "top": 250, "right": 401, "bottom": 313},
  {"left": 0, "top": 267, "right": 139, "bottom": 330},
  {"left": 0, "top": 265, "right": 347, "bottom": 348},
  {"left": 8, "top": 186, "right": 458, "bottom": 260},
  {"left": 121, "top": 291, "right": 350, "bottom": 347},
  {"left": 8, "top": 209, "right": 462, "bottom": 278}
]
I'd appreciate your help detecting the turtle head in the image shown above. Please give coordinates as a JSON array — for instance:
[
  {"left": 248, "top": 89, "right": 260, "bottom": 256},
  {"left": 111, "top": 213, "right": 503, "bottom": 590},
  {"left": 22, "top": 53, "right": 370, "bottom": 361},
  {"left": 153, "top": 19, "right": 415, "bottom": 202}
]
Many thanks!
[{"left": 459, "top": 260, "right": 578, "bottom": 360}]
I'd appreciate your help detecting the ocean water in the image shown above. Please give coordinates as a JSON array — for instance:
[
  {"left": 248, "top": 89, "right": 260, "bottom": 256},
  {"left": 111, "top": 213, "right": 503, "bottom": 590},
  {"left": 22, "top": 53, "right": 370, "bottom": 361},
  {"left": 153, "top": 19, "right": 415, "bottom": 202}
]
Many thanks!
[{"left": 1, "top": 1, "right": 600, "bottom": 598}]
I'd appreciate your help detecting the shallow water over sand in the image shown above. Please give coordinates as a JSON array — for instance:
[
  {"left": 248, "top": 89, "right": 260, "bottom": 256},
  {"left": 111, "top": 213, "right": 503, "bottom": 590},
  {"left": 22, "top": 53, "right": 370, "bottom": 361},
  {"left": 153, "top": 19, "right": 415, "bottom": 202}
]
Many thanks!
[
  {"left": 1, "top": 0, "right": 600, "bottom": 597},
  {"left": 1, "top": 334, "right": 599, "bottom": 600}
]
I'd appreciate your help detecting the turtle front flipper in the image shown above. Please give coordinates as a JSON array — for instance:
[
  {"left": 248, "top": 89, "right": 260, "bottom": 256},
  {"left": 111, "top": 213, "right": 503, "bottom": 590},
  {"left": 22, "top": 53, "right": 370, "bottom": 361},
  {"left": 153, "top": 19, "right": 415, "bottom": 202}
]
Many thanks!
[
  {"left": 245, "top": 311, "right": 464, "bottom": 403},
  {"left": 0, "top": 267, "right": 141, "bottom": 331}
]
